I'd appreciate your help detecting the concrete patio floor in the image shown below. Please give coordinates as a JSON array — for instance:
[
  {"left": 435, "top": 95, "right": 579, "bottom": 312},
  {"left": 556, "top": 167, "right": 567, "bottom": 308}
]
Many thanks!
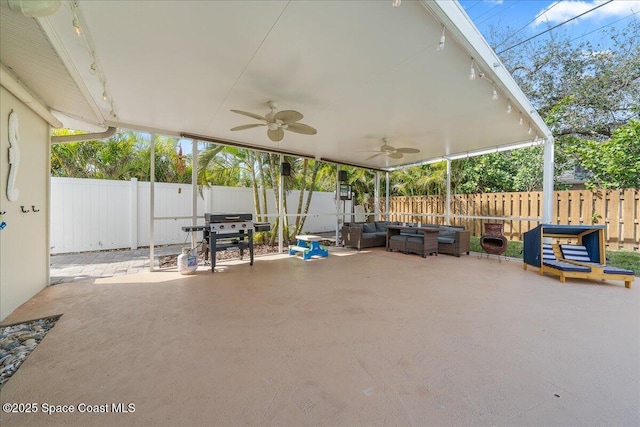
[{"left": 1, "top": 247, "right": 638, "bottom": 427}]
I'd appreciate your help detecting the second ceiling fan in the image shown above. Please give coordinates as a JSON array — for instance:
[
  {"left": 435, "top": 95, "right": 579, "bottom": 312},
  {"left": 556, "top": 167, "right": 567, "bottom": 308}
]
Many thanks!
[
  {"left": 366, "top": 138, "right": 420, "bottom": 160},
  {"left": 230, "top": 101, "right": 317, "bottom": 142}
]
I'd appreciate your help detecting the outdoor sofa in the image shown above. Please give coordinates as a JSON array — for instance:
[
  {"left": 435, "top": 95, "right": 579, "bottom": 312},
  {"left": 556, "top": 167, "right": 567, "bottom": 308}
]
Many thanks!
[{"left": 341, "top": 221, "right": 470, "bottom": 257}]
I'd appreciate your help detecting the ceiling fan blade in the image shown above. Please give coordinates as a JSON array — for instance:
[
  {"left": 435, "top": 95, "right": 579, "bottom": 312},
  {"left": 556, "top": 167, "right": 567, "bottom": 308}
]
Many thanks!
[
  {"left": 388, "top": 152, "right": 404, "bottom": 159},
  {"left": 380, "top": 144, "right": 396, "bottom": 153},
  {"left": 230, "top": 109, "right": 267, "bottom": 122},
  {"left": 230, "top": 124, "right": 265, "bottom": 131},
  {"left": 274, "top": 110, "right": 303, "bottom": 123},
  {"left": 267, "top": 128, "right": 285, "bottom": 142},
  {"left": 285, "top": 122, "right": 317, "bottom": 135},
  {"left": 396, "top": 147, "right": 420, "bottom": 154},
  {"left": 365, "top": 153, "right": 383, "bottom": 161}
]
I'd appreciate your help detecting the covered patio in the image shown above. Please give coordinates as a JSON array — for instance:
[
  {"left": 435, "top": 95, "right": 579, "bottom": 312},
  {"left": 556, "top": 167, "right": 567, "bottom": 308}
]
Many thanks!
[
  {"left": 2, "top": 248, "right": 638, "bottom": 426},
  {"left": 2, "top": 2, "right": 638, "bottom": 425}
]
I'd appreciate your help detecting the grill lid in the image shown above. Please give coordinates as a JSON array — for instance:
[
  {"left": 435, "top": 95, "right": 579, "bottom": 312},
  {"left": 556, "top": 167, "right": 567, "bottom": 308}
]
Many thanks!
[{"left": 205, "top": 213, "right": 252, "bottom": 223}]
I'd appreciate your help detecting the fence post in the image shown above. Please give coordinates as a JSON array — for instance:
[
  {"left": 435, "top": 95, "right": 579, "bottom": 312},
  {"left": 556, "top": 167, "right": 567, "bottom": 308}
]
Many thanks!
[{"left": 130, "top": 177, "right": 138, "bottom": 250}]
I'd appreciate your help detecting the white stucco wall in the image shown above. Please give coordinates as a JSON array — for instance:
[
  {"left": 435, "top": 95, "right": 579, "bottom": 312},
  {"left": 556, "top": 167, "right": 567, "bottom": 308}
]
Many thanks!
[{"left": 0, "top": 86, "right": 50, "bottom": 321}]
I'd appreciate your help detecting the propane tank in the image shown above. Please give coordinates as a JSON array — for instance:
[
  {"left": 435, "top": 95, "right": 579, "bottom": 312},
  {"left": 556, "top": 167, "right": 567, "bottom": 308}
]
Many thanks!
[{"left": 177, "top": 247, "right": 197, "bottom": 275}]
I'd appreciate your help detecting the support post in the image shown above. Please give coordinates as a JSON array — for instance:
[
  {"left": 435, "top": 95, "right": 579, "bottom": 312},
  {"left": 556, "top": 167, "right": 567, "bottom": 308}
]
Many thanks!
[
  {"left": 542, "top": 136, "right": 554, "bottom": 224},
  {"left": 446, "top": 158, "right": 451, "bottom": 225},
  {"left": 336, "top": 165, "right": 341, "bottom": 245},
  {"left": 385, "top": 172, "right": 390, "bottom": 221},
  {"left": 278, "top": 154, "right": 284, "bottom": 253},
  {"left": 191, "top": 139, "right": 198, "bottom": 251},
  {"left": 130, "top": 178, "right": 138, "bottom": 250},
  {"left": 149, "top": 134, "right": 155, "bottom": 271},
  {"left": 374, "top": 171, "right": 380, "bottom": 221}
]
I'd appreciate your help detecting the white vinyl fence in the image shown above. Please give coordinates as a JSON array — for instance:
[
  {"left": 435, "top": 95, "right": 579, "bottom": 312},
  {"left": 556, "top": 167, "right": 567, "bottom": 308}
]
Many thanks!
[{"left": 50, "top": 177, "right": 352, "bottom": 254}]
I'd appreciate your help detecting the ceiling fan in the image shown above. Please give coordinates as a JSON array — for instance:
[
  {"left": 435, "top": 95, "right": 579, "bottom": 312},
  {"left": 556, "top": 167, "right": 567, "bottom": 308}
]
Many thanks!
[
  {"left": 230, "top": 101, "right": 317, "bottom": 142},
  {"left": 365, "top": 138, "right": 420, "bottom": 160}
]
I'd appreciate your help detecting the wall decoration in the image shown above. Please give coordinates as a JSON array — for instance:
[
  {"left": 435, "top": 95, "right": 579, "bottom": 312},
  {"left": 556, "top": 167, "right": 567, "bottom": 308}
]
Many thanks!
[{"left": 7, "top": 110, "right": 21, "bottom": 201}]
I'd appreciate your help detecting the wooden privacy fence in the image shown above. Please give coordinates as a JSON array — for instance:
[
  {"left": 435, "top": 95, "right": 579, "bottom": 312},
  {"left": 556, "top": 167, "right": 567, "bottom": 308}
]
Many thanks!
[{"left": 381, "top": 189, "right": 639, "bottom": 251}]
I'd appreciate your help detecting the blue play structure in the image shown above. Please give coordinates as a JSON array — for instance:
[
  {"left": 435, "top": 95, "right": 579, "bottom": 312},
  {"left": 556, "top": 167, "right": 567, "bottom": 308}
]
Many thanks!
[
  {"left": 523, "top": 224, "right": 634, "bottom": 288},
  {"left": 288, "top": 236, "right": 329, "bottom": 260}
]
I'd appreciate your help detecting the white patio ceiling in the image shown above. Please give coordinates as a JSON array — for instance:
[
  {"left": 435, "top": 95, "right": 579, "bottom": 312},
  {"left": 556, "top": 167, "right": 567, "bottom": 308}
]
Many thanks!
[{"left": 1, "top": 0, "right": 550, "bottom": 171}]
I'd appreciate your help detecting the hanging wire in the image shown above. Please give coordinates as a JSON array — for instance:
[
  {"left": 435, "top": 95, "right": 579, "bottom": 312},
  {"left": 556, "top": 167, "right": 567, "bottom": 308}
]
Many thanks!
[
  {"left": 470, "top": 0, "right": 510, "bottom": 21},
  {"left": 569, "top": 10, "right": 639, "bottom": 43},
  {"left": 492, "top": 0, "right": 566, "bottom": 50},
  {"left": 498, "top": 0, "right": 614, "bottom": 54},
  {"left": 465, "top": 0, "right": 484, "bottom": 13},
  {"left": 476, "top": 1, "right": 519, "bottom": 27}
]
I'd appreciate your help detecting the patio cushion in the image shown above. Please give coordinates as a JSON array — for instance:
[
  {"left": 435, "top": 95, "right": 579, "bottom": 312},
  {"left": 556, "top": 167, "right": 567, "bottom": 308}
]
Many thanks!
[
  {"left": 542, "top": 244, "right": 556, "bottom": 260},
  {"left": 375, "top": 232, "right": 387, "bottom": 238},
  {"left": 375, "top": 222, "right": 388, "bottom": 232},
  {"left": 401, "top": 229, "right": 419, "bottom": 235},
  {"left": 438, "top": 237, "right": 455, "bottom": 244},
  {"left": 544, "top": 260, "right": 591, "bottom": 272},
  {"left": 603, "top": 266, "right": 634, "bottom": 275},
  {"left": 560, "top": 244, "right": 633, "bottom": 275},
  {"left": 389, "top": 235, "right": 408, "bottom": 242},
  {"left": 363, "top": 222, "right": 376, "bottom": 233},
  {"left": 560, "top": 244, "right": 592, "bottom": 262},
  {"left": 438, "top": 228, "right": 456, "bottom": 239},
  {"left": 362, "top": 232, "right": 378, "bottom": 239},
  {"left": 406, "top": 236, "right": 424, "bottom": 244}
]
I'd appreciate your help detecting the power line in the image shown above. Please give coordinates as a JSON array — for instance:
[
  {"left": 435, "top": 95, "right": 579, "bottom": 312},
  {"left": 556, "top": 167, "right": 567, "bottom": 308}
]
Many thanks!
[
  {"left": 471, "top": 0, "right": 510, "bottom": 21},
  {"left": 569, "top": 10, "right": 639, "bottom": 43},
  {"left": 477, "top": 1, "right": 519, "bottom": 27},
  {"left": 498, "top": 0, "right": 614, "bottom": 54},
  {"left": 493, "top": 0, "right": 566, "bottom": 50},
  {"left": 465, "top": 0, "right": 483, "bottom": 12}
]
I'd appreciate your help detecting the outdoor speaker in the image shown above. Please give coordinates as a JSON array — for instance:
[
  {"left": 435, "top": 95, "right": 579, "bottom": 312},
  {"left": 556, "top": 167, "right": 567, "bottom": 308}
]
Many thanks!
[
  {"left": 338, "top": 171, "right": 348, "bottom": 182},
  {"left": 280, "top": 162, "right": 291, "bottom": 176}
]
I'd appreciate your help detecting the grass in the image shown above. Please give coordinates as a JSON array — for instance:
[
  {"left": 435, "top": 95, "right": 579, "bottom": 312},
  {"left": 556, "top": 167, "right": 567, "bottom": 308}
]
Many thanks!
[
  {"left": 470, "top": 236, "right": 524, "bottom": 259},
  {"left": 606, "top": 250, "right": 640, "bottom": 276},
  {"left": 469, "top": 236, "right": 640, "bottom": 276}
]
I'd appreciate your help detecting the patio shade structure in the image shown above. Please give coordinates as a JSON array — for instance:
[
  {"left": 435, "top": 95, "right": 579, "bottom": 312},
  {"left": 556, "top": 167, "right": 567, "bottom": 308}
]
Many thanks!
[{"left": 0, "top": 0, "right": 554, "bottom": 221}]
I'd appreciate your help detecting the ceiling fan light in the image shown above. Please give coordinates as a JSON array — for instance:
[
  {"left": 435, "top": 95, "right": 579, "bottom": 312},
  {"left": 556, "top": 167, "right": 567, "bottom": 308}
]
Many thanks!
[{"left": 392, "top": 0, "right": 401, "bottom": 7}]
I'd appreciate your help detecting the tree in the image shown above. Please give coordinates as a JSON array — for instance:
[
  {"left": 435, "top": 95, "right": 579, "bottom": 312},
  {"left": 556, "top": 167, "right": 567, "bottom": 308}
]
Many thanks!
[
  {"left": 570, "top": 119, "right": 640, "bottom": 189},
  {"left": 51, "top": 131, "right": 192, "bottom": 183},
  {"left": 496, "top": 21, "right": 640, "bottom": 142}
]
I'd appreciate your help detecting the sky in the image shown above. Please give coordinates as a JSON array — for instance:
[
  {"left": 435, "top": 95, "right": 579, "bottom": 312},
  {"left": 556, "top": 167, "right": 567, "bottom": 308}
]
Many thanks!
[{"left": 458, "top": 0, "right": 640, "bottom": 50}]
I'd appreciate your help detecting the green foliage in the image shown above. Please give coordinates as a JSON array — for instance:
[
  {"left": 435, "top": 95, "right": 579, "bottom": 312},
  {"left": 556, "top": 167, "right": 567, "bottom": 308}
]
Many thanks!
[
  {"left": 469, "top": 236, "right": 523, "bottom": 259},
  {"left": 569, "top": 120, "right": 640, "bottom": 189},
  {"left": 606, "top": 250, "right": 640, "bottom": 276},
  {"left": 51, "top": 131, "right": 191, "bottom": 183},
  {"left": 490, "top": 20, "right": 640, "bottom": 191}
]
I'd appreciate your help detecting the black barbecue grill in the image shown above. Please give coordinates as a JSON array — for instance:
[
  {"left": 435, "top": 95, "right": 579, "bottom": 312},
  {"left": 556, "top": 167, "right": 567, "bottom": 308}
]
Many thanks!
[{"left": 182, "top": 213, "right": 270, "bottom": 272}]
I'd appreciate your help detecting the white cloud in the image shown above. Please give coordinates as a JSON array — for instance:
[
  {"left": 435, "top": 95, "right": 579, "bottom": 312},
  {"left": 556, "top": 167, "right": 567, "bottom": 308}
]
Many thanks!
[{"left": 535, "top": 0, "right": 640, "bottom": 26}]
